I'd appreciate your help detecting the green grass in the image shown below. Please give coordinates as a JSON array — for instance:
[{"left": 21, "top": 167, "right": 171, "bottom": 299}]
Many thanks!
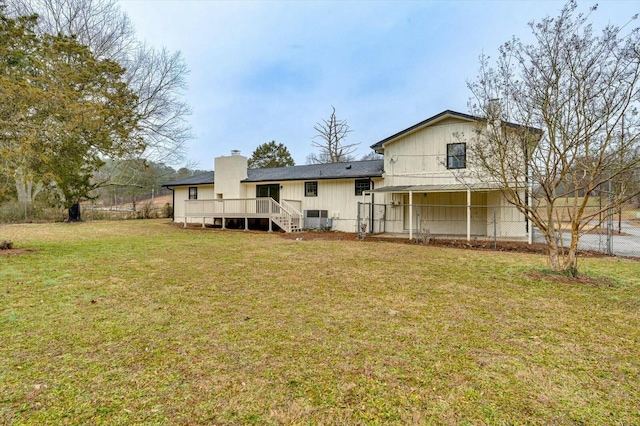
[{"left": 1, "top": 220, "right": 639, "bottom": 424}]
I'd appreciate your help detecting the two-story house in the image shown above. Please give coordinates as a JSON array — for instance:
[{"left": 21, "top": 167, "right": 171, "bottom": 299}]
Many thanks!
[{"left": 162, "top": 110, "right": 532, "bottom": 240}]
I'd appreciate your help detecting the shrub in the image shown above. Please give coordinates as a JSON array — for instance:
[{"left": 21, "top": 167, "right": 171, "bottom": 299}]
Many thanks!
[{"left": 163, "top": 203, "right": 173, "bottom": 219}]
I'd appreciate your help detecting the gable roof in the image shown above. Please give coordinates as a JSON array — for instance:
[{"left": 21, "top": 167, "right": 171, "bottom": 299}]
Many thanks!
[
  {"left": 369, "top": 109, "right": 539, "bottom": 151},
  {"left": 162, "top": 159, "right": 384, "bottom": 187}
]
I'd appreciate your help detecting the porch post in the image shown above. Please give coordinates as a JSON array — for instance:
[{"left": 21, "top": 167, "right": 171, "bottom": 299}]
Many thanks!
[
  {"left": 409, "top": 190, "right": 413, "bottom": 240},
  {"left": 528, "top": 181, "right": 533, "bottom": 245},
  {"left": 183, "top": 200, "right": 188, "bottom": 228},
  {"left": 467, "top": 189, "right": 471, "bottom": 242}
]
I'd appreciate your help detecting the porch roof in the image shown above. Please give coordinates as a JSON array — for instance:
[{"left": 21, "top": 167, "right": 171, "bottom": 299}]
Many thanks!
[{"left": 368, "top": 183, "right": 501, "bottom": 193}]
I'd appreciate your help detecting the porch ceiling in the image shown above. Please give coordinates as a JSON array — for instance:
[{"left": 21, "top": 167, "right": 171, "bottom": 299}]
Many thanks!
[{"left": 368, "top": 183, "right": 501, "bottom": 193}]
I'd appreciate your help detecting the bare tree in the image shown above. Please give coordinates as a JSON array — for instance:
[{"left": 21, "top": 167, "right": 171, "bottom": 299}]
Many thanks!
[
  {"left": 5, "top": 0, "right": 137, "bottom": 61},
  {"left": 360, "top": 151, "right": 383, "bottom": 161},
  {"left": 467, "top": 1, "right": 640, "bottom": 276},
  {"left": 308, "top": 106, "right": 358, "bottom": 164},
  {"left": 5, "top": 0, "right": 192, "bottom": 167}
]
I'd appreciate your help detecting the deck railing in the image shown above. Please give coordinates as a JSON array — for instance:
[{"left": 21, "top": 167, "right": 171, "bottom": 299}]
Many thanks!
[{"left": 184, "top": 198, "right": 301, "bottom": 232}]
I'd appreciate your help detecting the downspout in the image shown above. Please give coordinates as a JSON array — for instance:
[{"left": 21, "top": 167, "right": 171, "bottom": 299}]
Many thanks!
[{"left": 165, "top": 186, "right": 175, "bottom": 221}]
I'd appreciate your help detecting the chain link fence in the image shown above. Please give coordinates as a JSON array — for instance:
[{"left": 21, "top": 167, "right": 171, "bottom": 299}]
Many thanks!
[
  {"left": 357, "top": 202, "right": 640, "bottom": 258},
  {"left": 531, "top": 204, "right": 640, "bottom": 258},
  {"left": 0, "top": 201, "right": 172, "bottom": 224}
]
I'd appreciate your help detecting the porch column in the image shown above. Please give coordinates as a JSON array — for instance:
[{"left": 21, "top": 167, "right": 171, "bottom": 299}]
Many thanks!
[
  {"left": 183, "top": 200, "right": 188, "bottom": 228},
  {"left": 467, "top": 189, "right": 471, "bottom": 242},
  {"left": 409, "top": 190, "right": 413, "bottom": 240},
  {"left": 528, "top": 181, "right": 533, "bottom": 245}
]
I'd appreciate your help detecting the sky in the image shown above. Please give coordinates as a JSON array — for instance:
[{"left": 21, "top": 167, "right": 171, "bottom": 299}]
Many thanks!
[{"left": 116, "top": 0, "right": 639, "bottom": 169}]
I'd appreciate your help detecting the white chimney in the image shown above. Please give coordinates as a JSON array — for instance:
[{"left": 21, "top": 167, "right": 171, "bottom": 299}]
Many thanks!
[{"left": 214, "top": 152, "right": 248, "bottom": 199}]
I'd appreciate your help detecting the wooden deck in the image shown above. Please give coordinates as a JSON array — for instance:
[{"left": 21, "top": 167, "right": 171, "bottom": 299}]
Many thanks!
[{"left": 184, "top": 198, "right": 302, "bottom": 232}]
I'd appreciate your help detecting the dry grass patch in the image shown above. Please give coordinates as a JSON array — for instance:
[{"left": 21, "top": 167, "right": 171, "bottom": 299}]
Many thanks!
[{"left": 1, "top": 220, "right": 639, "bottom": 424}]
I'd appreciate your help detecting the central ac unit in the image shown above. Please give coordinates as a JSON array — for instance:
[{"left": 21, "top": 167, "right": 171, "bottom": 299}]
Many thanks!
[{"left": 303, "top": 210, "right": 330, "bottom": 230}]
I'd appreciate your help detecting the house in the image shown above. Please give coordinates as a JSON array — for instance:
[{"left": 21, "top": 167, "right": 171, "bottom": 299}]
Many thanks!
[{"left": 162, "top": 110, "right": 533, "bottom": 241}]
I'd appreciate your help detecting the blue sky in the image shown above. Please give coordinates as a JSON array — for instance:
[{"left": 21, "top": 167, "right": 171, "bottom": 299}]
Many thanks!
[{"left": 117, "top": 0, "right": 638, "bottom": 169}]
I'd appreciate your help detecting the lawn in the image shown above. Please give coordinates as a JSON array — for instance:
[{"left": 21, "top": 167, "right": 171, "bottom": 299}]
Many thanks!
[{"left": 1, "top": 220, "right": 639, "bottom": 424}]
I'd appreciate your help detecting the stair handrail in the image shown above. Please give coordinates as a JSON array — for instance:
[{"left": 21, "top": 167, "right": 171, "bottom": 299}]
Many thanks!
[
  {"left": 268, "top": 198, "right": 293, "bottom": 232},
  {"left": 280, "top": 199, "right": 302, "bottom": 231}
]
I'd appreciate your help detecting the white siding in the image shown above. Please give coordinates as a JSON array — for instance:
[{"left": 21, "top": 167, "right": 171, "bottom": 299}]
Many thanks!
[
  {"left": 173, "top": 184, "right": 215, "bottom": 223},
  {"left": 244, "top": 177, "right": 383, "bottom": 232},
  {"left": 383, "top": 119, "right": 482, "bottom": 187}
]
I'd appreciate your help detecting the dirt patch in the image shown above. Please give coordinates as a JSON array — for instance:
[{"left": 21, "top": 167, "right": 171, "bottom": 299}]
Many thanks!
[
  {"left": 173, "top": 224, "right": 637, "bottom": 260},
  {"left": 0, "top": 248, "right": 37, "bottom": 257},
  {"left": 279, "top": 230, "right": 614, "bottom": 258},
  {"left": 526, "top": 270, "right": 617, "bottom": 286}
]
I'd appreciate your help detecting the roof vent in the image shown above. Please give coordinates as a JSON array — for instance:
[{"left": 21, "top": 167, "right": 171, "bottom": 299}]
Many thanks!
[{"left": 231, "top": 150, "right": 241, "bottom": 156}]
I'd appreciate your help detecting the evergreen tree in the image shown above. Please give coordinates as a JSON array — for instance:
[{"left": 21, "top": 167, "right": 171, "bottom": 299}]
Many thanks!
[
  {"left": 0, "top": 11, "right": 141, "bottom": 219},
  {"left": 248, "top": 141, "right": 295, "bottom": 168}
]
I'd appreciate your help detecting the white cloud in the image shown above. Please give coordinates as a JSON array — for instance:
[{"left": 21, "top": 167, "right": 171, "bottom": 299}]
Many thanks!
[{"left": 117, "top": 0, "right": 639, "bottom": 167}]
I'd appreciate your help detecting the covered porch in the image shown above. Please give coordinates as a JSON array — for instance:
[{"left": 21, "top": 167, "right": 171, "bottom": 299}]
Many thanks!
[{"left": 364, "top": 183, "right": 531, "bottom": 242}]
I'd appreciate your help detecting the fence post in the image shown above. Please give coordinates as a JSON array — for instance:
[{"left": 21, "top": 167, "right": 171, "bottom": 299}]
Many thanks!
[{"left": 357, "top": 202, "right": 361, "bottom": 239}]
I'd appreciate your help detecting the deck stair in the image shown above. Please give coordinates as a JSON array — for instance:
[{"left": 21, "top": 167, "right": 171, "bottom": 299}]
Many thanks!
[{"left": 273, "top": 200, "right": 303, "bottom": 233}]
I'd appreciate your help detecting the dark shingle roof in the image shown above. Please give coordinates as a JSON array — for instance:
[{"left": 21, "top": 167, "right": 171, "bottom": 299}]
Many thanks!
[
  {"left": 245, "top": 159, "right": 383, "bottom": 182},
  {"left": 162, "top": 160, "right": 384, "bottom": 187},
  {"left": 370, "top": 109, "right": 541, "bottom": 151},
  {"left": 162, "top": 171, "right": 214, "bottom": 187}
]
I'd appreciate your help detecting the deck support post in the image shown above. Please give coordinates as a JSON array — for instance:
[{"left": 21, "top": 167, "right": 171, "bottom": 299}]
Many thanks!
[
  {"left": 222, "top": 217, "right": 226, "bottom": 230},
  {"left": 268, "top": 217, "right": 273, "bottom": 232},
  {"left": 245, "top": 217, "right": 249, "bottom": 231}
]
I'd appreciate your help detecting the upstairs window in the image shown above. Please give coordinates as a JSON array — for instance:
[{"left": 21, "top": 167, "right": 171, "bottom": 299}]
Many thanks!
[
  {"left": 305, "top": 181, "right": 318, "bottom": 197},
  {"left": 355, "top": 179, "right": 371, "bottom": 196},
  {"left": 447, "top": 143, "right": 466, "bottom": 169},
  {"left": 188, "top": 187, "right": 198, "bottom": 200}
]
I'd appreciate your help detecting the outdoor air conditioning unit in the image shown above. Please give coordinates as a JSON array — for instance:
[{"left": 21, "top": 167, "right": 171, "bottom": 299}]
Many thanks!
[{"left": 304, "top": 210, "right": 331, "bottom": 230}]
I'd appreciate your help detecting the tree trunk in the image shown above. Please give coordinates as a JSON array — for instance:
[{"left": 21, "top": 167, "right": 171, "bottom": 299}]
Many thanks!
[
  {"left": 542, "top": 221, "right": 579, "bottom": 276},
  {"left": 14, "top": 169, "right": 44, "bottom": 204},
  {"left": 563, "top": 229, "right": 580, "bottom": 277},
  {"left": 542, "top": 225, "right": 562, "bottom": 271},
  {"left": 68, "top": 203, "right": 82, "bottom": 222}
]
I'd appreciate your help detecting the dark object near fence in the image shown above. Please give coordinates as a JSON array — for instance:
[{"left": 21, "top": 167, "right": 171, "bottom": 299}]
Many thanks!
[
  {"left": 1, "top": 240, "right": 13, "bottom": 250},
  {"left": 68, "top": 203, "right": 82, "bottom": 222}
]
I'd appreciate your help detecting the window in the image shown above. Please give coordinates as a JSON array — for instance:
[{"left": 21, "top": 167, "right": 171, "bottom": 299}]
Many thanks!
[
  {"left": 355, "top": 179, "right": 371, "bottom": 196},
  {"left": 447, "top": 143, "right": 466, "bottom": 169},
  {"left": 188, "top": 187, "right": 198, "bottom": 200},
  {"left": 305, "top": 181, "right": 318, "bottom": 197},
  {"left": 305, "top": 210, "right": 328, "bottom": 218}
]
